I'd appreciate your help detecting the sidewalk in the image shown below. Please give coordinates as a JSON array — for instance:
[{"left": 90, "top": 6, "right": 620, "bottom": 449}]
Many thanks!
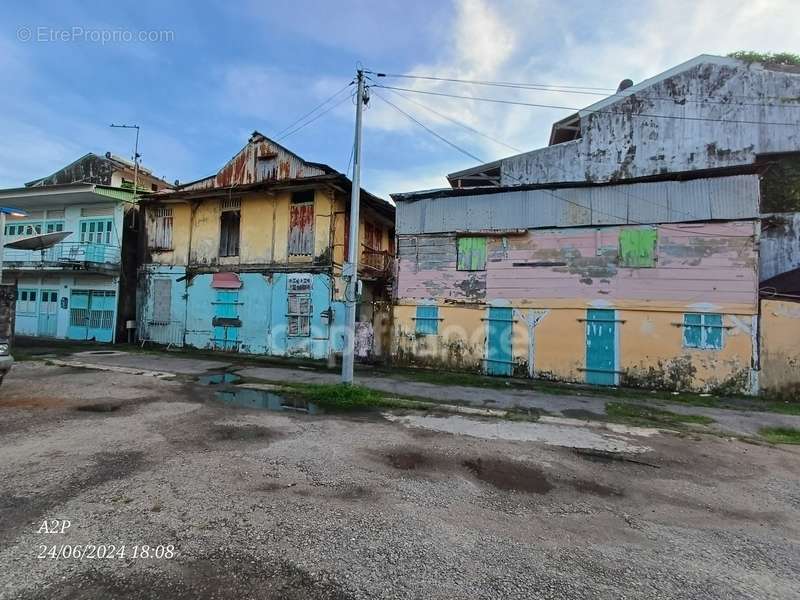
[{"left": 45, "top": 347, "right": 800, "bottom": 437}]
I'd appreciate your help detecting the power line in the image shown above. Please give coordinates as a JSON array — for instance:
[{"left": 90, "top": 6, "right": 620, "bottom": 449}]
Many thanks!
[
  {"left": 375, "top": 84, "right": 800, "bottom": 127},
  {"left": 276, "top": 92, "right": 354, "bottom": 142},
  {"left": 382, "top": 87, "right": 523, "bottom": 153},
  {"left": 273, "top": 81, "right": 354, "bottom": 139},
  {"left": 371, "top": 72, "right": 800, "bottom": 107},
  {"left": 370, "top": 71, "right": 616, "bottom": 92},
  {"left": 373, "top": 90, "right": 485, "bottom": 163}
]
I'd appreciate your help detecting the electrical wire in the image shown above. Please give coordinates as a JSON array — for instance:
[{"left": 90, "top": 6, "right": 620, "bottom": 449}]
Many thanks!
[
  {"left": 374, "top": 84, "right": 800, "bottom": 127},
  {"left": 373, "top": 90, "right": 485, "bottom": 163},
  {"left": 377, "top": 88, "right": 753, "bottom": 238},
  {"left": 382, "top": 86, "right": 523, "bottom": 153},
  {"left": 371, "top": 71, "right": 800, "bottom": 106},
  {"left": 276, "top": 92, "right": 354, "bottom": 142},
  {"left": 273, "top": 81, "right": 354, "bottom": 139}
]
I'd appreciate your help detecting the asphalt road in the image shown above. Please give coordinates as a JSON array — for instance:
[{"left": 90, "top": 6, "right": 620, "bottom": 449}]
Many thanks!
[{"left": 1, "top": 361, "right": 798, "bottom": 599}]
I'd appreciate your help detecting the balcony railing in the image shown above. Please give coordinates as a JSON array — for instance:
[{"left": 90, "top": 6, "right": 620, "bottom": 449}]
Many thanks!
[
  {"left": 3, "top": 242, "right": 121, "bottom": 268},
  {"left": 361, "top": 245, "right": 394, "bottom": 278}
]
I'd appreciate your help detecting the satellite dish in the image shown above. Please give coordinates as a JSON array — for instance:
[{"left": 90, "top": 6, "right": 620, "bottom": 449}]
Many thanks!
[{"left": 4, "top": 231, "right": 72, "bottom": 251}]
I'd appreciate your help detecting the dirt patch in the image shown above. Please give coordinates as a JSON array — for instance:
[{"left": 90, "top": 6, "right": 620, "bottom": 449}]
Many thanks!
[
  {"left": 331, "top": 484, "right": 375, "bottom": 501},
  {"left": 210, "top": 424, "right": 276, "bottom": 442},
  {"left": 461, "top": 457, "right": 553, "bottom": 494},
  {"left": 384, "top": 449, "right": 429, "bottom": 470},
  {"left": 571, "top": 479, "right": 624, "bottom": 497},
  {"left": 76, "top": 403, "right": 122, "bottom": 413},
  {"left": 18, "top": 550, "right": 354, "bottom": 600}
]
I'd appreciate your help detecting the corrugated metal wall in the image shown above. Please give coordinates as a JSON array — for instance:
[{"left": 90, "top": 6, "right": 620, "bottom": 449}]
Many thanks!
[{"left": 397, "top": 175, "right": 759, "bottom": 235}]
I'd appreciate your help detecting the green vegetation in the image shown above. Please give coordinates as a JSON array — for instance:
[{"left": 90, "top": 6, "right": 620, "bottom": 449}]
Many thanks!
[
  {"left": 285, "top": 383, "right": 435, "bottom": 412},
  {"left": 605, "top": 402, "right": 714, "bottom": 428},
  {"left": 727, "top": 51, "right": 800, "bottom": 66},
  {"left": 758, "top": 426, "right": 800, "bottom": 445}
]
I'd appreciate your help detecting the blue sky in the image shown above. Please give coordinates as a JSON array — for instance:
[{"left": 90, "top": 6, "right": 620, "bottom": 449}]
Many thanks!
[{"left": 1, "top": 0, "right": 797, "bottom": 198}]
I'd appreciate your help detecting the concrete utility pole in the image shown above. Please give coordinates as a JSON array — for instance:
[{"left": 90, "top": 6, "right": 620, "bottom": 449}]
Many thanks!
[
  {"left": 341, "top": 70, "right": 366, "bottom": 384},
  {"left": 110, "top": 124, "right": 141, "bottom": 200}
]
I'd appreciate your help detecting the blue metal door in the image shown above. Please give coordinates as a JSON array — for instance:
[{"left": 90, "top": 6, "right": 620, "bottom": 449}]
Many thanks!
[
  {"left": 486, "top": 306, "right": 513, "bottom": 376},
  {"left": 213, "top": 290, "right": 240, "bottom": 351},
  {"left": 67, "top": 290, "right": 116, "bottom": 342},
  {"left": 87, "top": 290, "right": 116, "bottom": 342},
  {"left": 585, "top": 309, "right": 617, "bottom": 385},
  {"left": 37, "top": 290, "right": 58, "bottom": 337}
]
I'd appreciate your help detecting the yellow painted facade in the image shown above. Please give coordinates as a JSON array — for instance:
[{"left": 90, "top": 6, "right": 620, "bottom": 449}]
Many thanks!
[
  {"left": 759, "top": 298, "right": 800, "bottom": 399},
  {"left": 393, "top": 301, "right": 756, "bottom": 392}
]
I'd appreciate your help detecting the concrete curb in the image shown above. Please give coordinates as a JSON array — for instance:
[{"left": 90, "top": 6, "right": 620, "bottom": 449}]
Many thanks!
[{"left": 48, "top": 359, "right": 176, "bottom": 380}]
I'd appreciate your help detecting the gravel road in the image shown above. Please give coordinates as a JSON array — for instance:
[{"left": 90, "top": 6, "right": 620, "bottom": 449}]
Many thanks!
[{"left": 0, "top": 361, "right": 798, "bottom": 599}]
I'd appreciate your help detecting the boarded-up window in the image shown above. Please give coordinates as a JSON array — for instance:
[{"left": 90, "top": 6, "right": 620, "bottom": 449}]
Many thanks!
[
  {"left": 619, "top": 227, "right": 657, "bottom": 267},
  {"left": 150, "top": 207, "right": 173, "bottom": 250},
  {"left": 415, "top": 304, "right": 439, "bottom": 335},
  {"left": 288, "top": 191, "right": 314, "bottom": 256},
  {"left": 457, "top": 237, "right": 487, "bottom": 271},
  {"left": 219, "top": 201, "right": 241, "bottom": 257},
  {"left": 152, "top": 279, "right": 172, "bottom": 324},
  {"left": 363, "top": 221, "right": 383, "bottom": 268},
  {"left": 683, "top": 313, "right": 723, "bottom": 349},
  {"left": 287, "top": 274, "right": 312, "bottom": 337}
]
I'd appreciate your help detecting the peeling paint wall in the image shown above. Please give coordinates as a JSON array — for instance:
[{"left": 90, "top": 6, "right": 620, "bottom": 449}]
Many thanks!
[
  {"left": 760, "top": 212, "right": 800, "bottom": 281},
  {"left": 760, "top": 298, "right": 800, "bottom": 399},
  {"left": 397, "top": 221, "right": 758, "bottom": 309},
  {"left": 498, "top": 58, "right": 800, "bottom": 186}
]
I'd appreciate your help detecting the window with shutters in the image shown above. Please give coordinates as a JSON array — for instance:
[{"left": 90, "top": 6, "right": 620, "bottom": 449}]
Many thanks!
[
  {"left": 287, "top": 274, "right": 312, "bottom": 337},
  {"left": 219, "top": 199, "right": 241, "bottom": 257},
  {"left": 457, "top": 237, "right": 487, "bottom": 271},
  {"left": 288, "top": 191, "right": 314, "bottom": 256},
  {"left": 619, "top": 227, "right": 658, "bottom": 268},
  {"left": 683, "top": 313, "right": 724, "bottom": 350},
  {"left": 415, "top": 304, "right": 439, "bottom": 335},
  {"left": 152, "top": 279, "right": 172, "bottom": 324},
  {"left": 150, "top": 207, "right": 173, "bottom": 250}
]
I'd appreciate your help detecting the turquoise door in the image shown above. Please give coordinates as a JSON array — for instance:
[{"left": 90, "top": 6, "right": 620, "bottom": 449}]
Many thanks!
[
  {"left": 37, "top": 290, "right": 59, "bottom": 337},
  {"left": 485, "top": 306, "right": 514, "bottom": 376},
  {"left": 87, "top": 291, "right": 116, "bottom": 342},
  {"left": 80, "top": 219, "right": 114, "bottom": 263},
  {"left": 67, "top": 290, "right": 116, "bottom": 342},
  {"left": 585, "top": 309, "right": 617, "bottom": 385},
  {"left": 213, "top": 290, "right": 240, "bottom": 351}
]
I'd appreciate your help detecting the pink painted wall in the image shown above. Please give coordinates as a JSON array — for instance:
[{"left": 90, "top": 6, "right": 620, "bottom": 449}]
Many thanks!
[{"left": 397, "top": 221, "right": 758, "bottom": 308}]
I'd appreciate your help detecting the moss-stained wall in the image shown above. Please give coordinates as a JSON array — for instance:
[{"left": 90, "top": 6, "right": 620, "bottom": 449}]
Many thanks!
[{"left": 760, "top": 298, "right": 800, "bottom": 399}]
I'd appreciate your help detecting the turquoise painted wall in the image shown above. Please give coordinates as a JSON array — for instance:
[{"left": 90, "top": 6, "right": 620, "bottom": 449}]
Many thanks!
[{"left": 140, "top": 266, "right": 345, "bottom": 359}]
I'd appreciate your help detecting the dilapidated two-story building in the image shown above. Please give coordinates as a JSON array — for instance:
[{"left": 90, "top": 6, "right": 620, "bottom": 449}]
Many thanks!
[{"left": 137, "top": 132, "right": 394, "bottom": 360}]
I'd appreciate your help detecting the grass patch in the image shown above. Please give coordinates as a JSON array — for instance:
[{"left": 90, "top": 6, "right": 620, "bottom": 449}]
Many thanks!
[
  {"left": 291, "top": 383, "right": 385, "bottom": 410},
  {"left": 605, "top": 402, "right": 714, "bottom": 428},
  {"left": 758, "top": 426, "right": 800, "bottom": 445}
]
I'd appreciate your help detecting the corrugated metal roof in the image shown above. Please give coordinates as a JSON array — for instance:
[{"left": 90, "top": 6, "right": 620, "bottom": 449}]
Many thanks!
[{"left": 396, "top": 174, "right": 759, "bottom": 235}]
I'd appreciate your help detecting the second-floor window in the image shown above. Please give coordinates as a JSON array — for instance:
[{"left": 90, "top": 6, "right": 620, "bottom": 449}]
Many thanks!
[
  {"left": 288, "top": 191, "right": 314, "bottom": 257},
  {"left": 619, "top": 227, "right": 658, "bottom": 268},
  {"left": 219, "top": 199, "right": 241, "bottom": 257},
  {"left": 150, "top": 207, "right": 173, "bottom": 251},
  {"left": 80, "top": 219, "right": 113, "bottom": 245},
  {"left": 457, "top": 237, "right": 487, "bottom": 271}
]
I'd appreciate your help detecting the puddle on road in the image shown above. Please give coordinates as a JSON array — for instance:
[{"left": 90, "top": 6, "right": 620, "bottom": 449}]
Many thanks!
[
  {"left": 214, "top": 388, "right": 322, "bottom": 415},
  {"left": 462, "top": 457, "right": 553, "bottom": 494},
  {"left": 197, "top": 372, "right": 242, "bottom": 385},
  {"left": 384, "top": 413, "right": 653, "bottom": 453}
]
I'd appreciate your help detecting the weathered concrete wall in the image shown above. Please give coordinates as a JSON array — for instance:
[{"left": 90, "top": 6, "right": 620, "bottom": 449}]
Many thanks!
[
  {"left": 397, "top": 221, "right": 758, "bottom": 310},
  {"left": 391, "top": 301, "right": 754, "bottom": 393},
  {"left": 0, "top": 284, "right": 15, "bottom": 341},
  {"left": 760, "top": 298, "right": 800, "bottom": 399},
  {"left": 760, "top": 212, "right": 800, "bottom": 281},
  {"left": 498, "top": 57, "right": 800, "bottom": 186}
]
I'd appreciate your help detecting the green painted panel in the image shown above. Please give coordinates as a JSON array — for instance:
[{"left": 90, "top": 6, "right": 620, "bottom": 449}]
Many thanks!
[
  {"left": 457, "top": 237, "right": 487, "bottom": 271},
  {"left": 619, "top": 227, "right": 657, "bottom": 267}
]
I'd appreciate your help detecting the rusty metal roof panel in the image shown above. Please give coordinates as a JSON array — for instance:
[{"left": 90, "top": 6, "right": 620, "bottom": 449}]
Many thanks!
[{"left": 395, "top": 174, "right": 759, "bottom": 234}]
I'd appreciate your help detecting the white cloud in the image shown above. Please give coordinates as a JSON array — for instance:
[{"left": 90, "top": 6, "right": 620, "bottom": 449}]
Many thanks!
[{"left": 361, "top": 0, "right": 800, "bottom": 194}]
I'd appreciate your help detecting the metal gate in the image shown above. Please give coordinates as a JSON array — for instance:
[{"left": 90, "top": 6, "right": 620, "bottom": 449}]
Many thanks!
[
  {"left": 585, "top": 309, "right": 619, "bottom": 385},
  {"left": 68, "top": 289, "right": 116, "bottom": 342},
  {"left": 485, "top": 306, "right": 514, "bottom": 376}
]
